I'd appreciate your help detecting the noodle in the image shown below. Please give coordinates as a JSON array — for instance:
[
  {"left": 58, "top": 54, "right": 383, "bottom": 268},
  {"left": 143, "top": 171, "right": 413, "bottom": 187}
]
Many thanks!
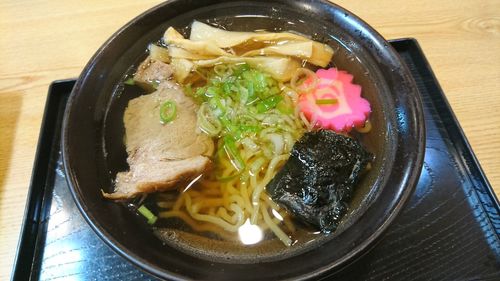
[
  {"left": 261, "top": 205, "right": 292, "bottom": 246},
  {"left": 290, "top": 68, "right": 318, "bottom": 93},
  {"left": 159, "top": 210, "right": 236, "bottom": 241},
  {"left": 240, "top": 179, "right": 254, "bottom": 213},
  {"left": 299, "top": 110, "right": 316, "bottom": 131},
  {"left": 157, "top": 125, "right": 304, "bottom": 245}
]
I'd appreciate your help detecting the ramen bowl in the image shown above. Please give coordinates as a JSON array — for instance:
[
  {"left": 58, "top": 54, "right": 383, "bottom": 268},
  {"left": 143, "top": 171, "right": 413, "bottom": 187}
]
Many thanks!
[{"left": 62, "top": 0, "right": 425, "bottom": 280}]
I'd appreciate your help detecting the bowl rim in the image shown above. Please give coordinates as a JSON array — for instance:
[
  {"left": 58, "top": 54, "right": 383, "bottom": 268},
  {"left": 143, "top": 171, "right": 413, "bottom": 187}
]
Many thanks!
[{"left": 62, "top": 0, "right": 425, "bottom": 280}]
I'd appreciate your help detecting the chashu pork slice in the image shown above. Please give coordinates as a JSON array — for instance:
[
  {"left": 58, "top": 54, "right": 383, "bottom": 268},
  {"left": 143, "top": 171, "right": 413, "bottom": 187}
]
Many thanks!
[
  {"left": 133, "top": 56, "right": 173, "bottom": 91},
  {"left": 103, "top": 82, "right": 214, "bottom": 199}
]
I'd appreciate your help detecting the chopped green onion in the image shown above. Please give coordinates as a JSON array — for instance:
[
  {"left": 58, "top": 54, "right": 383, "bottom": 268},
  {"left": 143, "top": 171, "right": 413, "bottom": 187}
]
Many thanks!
[
  {"left": 223, "top": 135, "right": 245, "bottom": 171},
  {"left": 277, "top": 102, "right": 293, "bottom": 115},
  {"left": 138, "top": 205, "right": 157, "bottom": 225},
  {"left": 124, "top": 78, "right": 135, "bottom": 85},
  {"left": 189, "top": 63, "right": 306, "bottom": 176},
  {"left": 269, "top": 86, "right": 280, "bottom": 95},
  {"left": 223, "top": 82, "right": 232, "bottom": 95},
  {"left": 245, "top": 81, "right": 254, "bottom": 101},
  {"left": 160, "top": 100, "right": 177, "bottom": 124},
  {"left": 256, "top": 95, "right": 283, "bottom": 113},
  {"left": 197, "top": 103, "right": 222, "bottom": 136},
  {"left": 211, "top": 95, "right": 226, "bottom": 114},
  {"left": 219, "top": 116, "right": 233, "bottom": 132},
  {"left": 254, "top": 72, "right": 267, "bottom": 92},
  {"left": 249, "top": 157, "right": 266, "bottom": 175},
  {"left": 194, "top": 87, "right": 206, "bottom": 99},
  {"left": 151, "top": 80, "right": 160, "bottom": 89},
  {"left": 233, "top": 63, "right": 250, "bottom": 76},
  {"left": 233, "top": 124, "right": 262, "bottom": 140},
  {"left": 315, "top": 98, "right": 338, "bottom": 105},
  {"left": 239, "top": 124, "right": 261, "bottom": 133},
  {"left": 184, "top": 84, "right": 193, "bottom": 97}
]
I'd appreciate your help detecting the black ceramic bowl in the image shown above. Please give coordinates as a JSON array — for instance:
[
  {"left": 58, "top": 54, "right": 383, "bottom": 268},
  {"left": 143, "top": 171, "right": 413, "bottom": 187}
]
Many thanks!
[{"left": 62, "top": 0, "right": 425, "bottom": 280}]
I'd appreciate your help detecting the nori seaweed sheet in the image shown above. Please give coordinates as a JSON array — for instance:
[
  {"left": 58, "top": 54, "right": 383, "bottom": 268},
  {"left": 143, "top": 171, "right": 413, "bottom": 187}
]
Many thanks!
[{"left": 266, "top": 130, "right": 372, "bottom": 232}]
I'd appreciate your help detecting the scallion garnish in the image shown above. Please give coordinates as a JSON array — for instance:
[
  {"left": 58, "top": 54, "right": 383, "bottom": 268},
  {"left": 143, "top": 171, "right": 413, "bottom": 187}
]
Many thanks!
[
  {"left": 223, "top": 135, "right": 245, "bottom": 171},
  {"left": 160, "top": 100, "right": 177, "bottom": 124},
  {"left": 124, "top": 78, "right": 135, "bottom": 85},
  {"left": 191, "top": 63, "right": 305, "bottom": 175},
  {"left": 256, "top": 95, "right": 283, "bottom": 113},
  {"left": 138, "top": 205, "right": 157, "bottom": 225},
  {"left": 315, "top": 98, "right": 338, "bottom": 105}
]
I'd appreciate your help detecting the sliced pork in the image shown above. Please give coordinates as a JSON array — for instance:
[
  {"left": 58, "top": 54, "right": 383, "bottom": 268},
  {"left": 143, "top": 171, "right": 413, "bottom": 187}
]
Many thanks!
[
  {"left": 104, "top": 82, "right": 214, "bottom": 199},
  {"left": 133, "top": 56, "right": 174, "bottom": 90}
]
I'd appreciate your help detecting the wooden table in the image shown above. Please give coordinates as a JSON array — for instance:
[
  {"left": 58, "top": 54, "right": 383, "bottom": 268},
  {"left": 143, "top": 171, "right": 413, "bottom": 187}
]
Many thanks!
[{"left": 1, "top": 0, "right": 499, "bottom": 279}]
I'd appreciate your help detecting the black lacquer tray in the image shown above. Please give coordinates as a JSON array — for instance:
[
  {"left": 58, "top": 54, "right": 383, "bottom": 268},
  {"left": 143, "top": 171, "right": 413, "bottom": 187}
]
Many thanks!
[{"left": 12, "top": 39, "right": 500, "bottom": 281}]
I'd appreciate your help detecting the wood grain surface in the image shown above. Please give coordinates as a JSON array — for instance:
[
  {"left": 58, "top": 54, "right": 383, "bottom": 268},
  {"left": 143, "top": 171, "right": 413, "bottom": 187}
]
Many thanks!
[{"left": 0, "top": 0, "right": 499, "bottom": 279}]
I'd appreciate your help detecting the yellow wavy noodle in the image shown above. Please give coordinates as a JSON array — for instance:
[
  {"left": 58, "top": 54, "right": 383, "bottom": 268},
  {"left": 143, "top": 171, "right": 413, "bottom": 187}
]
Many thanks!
[
  {"left": 160, "top": 210, "right": 236, "bottom": 241},
  {"left": 261, "top": 205, "right": 292, "bottom": 246},
  {"left": 157, "top": 151, "right": 296, "bottom": 245}
]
